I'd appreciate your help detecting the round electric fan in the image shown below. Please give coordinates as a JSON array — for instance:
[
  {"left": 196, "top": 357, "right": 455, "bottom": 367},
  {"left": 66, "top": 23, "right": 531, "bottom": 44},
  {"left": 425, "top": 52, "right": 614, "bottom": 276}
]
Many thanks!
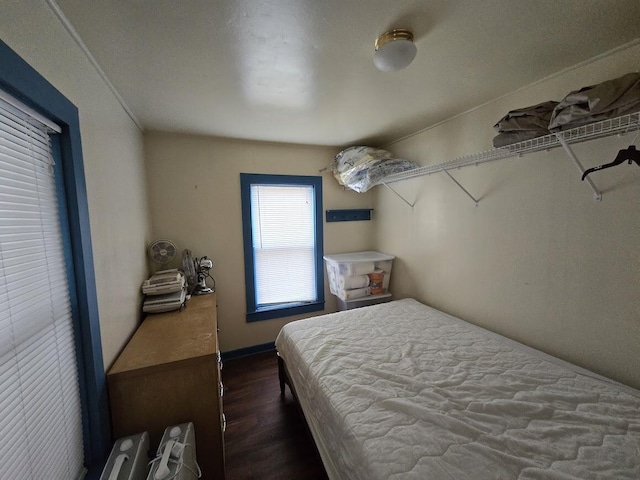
[{"left": 148, "top": 239, "right": 177, "bottom": 265}]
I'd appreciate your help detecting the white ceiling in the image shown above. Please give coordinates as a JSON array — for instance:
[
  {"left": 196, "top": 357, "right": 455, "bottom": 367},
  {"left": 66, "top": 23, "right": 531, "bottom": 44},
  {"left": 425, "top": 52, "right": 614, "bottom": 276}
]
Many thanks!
[{"left": 54, "top": 0, "right": 640, "bottom": 147}]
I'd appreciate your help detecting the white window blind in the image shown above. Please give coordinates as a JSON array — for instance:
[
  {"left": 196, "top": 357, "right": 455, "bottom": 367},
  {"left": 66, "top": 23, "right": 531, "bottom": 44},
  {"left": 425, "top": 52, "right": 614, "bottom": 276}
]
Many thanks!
[
  {"left": 0, "top": 95, "right": 85, "bottom": 479},
  {"left": 250, "top": 184, "right": 317, "bottom": 306}
]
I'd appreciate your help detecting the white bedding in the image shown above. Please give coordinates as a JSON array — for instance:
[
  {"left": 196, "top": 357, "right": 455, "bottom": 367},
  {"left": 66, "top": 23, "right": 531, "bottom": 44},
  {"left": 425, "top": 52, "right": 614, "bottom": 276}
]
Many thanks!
[{"left": 275, "top": 299, "right": 640, "bottom": 480}]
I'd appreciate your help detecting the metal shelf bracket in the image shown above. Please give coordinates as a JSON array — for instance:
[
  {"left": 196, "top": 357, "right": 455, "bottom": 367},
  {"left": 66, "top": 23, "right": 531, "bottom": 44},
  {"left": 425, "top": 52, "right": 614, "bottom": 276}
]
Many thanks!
[
  {"left": 442, "top": 169, "right": 479, "bottom": 206},
  {"left": 555, "top": 134, "right": 602, "bottom": 201},
  {"left": 381, "top": 182, "right": 415, "bottom": 208}
]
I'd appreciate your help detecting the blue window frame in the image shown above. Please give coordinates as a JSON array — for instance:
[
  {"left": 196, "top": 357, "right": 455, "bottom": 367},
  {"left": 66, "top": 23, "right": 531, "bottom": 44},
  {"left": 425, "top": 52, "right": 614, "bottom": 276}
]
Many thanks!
[
  {"left": 0, "top": 40, "right": 109, "bottom": 478},
  {"left": 240, "top": 173, "right": 324, "bottom": 322}
]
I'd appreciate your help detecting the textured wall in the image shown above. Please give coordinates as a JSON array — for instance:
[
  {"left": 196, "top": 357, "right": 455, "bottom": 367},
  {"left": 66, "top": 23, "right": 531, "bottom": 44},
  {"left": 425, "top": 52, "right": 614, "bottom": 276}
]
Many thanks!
[
  {"left": 144, "top": 132, "right": 375, "bottom": 352},
  {"left": 374, "top": 43, "right": 640, "bottom": 388},
  {"left": 1, "top": 1, "right": 152, "bottom": 369}
]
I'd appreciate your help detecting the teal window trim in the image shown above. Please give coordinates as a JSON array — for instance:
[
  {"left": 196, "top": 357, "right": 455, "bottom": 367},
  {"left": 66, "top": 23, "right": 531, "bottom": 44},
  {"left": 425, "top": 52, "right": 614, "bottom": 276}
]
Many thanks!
[
  {"left": 240, "top": 173, "right": 325, "bottom": 322},
  {"left": 0, "top": 40, "right": 109, "bottom": 478}
]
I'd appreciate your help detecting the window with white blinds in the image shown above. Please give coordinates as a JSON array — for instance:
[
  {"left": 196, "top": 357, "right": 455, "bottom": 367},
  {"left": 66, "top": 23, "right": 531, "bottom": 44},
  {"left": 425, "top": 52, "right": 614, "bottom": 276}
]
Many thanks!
[
  {"left": 251, "top": 184, "right": 316, "bottom": 305},
  {"left": 241, "top": 174, "right": 324, "bottom": 322},
  {"left": 0, "top": 95, "right": 85, "bottom": 479}
]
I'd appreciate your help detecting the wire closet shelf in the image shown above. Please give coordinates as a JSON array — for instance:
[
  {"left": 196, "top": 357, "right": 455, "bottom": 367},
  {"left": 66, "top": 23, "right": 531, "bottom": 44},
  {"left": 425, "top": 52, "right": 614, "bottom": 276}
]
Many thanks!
[{"left": 376, "top": 112, "right": 640, "bottom": 187}]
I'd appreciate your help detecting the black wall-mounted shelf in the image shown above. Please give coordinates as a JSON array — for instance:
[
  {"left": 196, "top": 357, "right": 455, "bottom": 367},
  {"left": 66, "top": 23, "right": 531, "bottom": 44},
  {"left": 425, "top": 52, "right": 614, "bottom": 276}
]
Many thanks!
[{"left": 326, "top": 209, "right": 373, "bottom": 222}]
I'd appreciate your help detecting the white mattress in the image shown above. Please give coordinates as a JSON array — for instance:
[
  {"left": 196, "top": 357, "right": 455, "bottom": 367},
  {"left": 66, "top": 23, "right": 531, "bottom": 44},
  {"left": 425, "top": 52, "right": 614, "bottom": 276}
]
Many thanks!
[{"left": 275, "top": 299, "right": 640, "bottom": 480}]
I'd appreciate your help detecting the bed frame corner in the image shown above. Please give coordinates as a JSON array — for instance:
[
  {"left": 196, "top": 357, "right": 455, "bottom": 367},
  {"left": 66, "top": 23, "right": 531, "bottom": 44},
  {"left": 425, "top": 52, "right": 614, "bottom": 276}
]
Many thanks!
[{"left": 277, "top": 350, "right": 286, "bottom": 396}]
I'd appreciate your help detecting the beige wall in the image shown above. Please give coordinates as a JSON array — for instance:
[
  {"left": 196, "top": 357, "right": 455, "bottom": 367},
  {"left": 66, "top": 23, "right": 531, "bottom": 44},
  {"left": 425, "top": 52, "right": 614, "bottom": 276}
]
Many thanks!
[
  {"left": 144, "top": 132, "right": 375, "bottom": 352},
  {"left": 375, "top": 43, "right": 640, "bottom": 389},
  {"left": 1, "top": 1, "right": 152, "bottom": 369}
]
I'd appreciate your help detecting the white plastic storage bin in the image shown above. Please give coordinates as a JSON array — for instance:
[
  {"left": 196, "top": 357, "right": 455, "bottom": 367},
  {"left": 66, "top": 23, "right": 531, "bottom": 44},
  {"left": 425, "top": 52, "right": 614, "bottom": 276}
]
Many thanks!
[{"left": 324, "top": 251, "right": 395, "bottom": 302}]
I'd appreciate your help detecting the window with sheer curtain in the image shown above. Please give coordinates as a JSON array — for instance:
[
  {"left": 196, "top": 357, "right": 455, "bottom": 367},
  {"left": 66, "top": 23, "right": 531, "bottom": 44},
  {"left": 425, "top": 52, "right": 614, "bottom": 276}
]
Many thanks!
[
  {"left": 0, "top": 94, "right": 85, "bottom": 479},
  {"left": 240, "top": 174, "right": 324, "bottom": 322}
]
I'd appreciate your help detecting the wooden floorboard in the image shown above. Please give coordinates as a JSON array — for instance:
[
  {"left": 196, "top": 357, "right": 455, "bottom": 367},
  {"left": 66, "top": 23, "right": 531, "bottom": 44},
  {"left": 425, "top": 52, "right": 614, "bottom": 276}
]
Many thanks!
[{"left": 223, "top": 350, "right": 329, "bottom": 480}]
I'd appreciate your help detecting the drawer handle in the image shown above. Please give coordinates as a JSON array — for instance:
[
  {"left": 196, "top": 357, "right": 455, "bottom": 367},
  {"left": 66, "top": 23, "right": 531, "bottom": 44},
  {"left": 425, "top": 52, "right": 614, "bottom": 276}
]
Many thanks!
[
  {"left": 222, "top": 413, "right": 226, "bottom": 433},
  {"left": 219, "top": 381, "right": 224, "bottom": 397}
]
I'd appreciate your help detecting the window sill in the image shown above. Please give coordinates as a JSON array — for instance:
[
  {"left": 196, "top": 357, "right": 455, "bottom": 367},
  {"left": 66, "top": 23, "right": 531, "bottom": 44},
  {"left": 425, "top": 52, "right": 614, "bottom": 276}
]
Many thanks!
[{"left": 246, "top": 301, "right": 325, "bottom": 322}]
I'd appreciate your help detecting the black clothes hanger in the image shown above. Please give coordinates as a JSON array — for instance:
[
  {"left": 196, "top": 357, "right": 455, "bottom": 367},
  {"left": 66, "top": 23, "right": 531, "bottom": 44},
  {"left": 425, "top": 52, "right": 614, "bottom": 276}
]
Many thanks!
[{"left": 582, "top": 145, "right": 640, "bottom": 181}]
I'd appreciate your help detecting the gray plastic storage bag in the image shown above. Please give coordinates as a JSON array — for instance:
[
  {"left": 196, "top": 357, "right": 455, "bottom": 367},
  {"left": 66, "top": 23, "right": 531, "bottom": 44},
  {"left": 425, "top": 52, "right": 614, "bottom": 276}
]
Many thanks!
[{"left": 549, "top": 72, "right": 640, "bottom": 131}]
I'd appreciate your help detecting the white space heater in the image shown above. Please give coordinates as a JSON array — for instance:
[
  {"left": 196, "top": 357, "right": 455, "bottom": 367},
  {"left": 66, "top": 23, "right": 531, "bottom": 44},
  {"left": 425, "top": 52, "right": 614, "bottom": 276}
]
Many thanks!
[
  {"left": 147, "top": 422, "right": 200, "bottom": 480},
  {"left": 99, "top": 432, "right": 150, "bottom": 480}
]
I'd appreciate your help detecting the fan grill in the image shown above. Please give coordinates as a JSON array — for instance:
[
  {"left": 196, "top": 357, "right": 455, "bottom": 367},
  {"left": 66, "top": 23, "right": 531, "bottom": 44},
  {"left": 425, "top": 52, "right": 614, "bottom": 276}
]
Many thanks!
[{"left": 148, "top": 239, "right": 177, "bottom": 264}]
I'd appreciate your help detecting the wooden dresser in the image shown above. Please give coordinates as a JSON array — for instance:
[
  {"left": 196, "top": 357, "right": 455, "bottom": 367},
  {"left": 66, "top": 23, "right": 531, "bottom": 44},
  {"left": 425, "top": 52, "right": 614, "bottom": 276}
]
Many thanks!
[{"left": 107, "top": 294, "right": 224, "bottom": 480}]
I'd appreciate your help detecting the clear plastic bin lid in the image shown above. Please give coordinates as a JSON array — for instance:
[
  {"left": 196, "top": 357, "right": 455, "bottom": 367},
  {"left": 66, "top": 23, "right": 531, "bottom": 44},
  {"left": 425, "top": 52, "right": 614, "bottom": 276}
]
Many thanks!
[{"left": 323, "top": 251, "right": 395, "bottom": 263}]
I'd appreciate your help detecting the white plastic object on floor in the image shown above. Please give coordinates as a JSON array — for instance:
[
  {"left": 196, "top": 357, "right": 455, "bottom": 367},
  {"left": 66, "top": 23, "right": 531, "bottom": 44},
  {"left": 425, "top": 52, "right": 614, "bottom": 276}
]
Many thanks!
[
  {"left": 99, "top": 432, "right": 150, "bottom": 480},
  {"left": 147, "top": 422, "right": 200, "bottom": 480}
]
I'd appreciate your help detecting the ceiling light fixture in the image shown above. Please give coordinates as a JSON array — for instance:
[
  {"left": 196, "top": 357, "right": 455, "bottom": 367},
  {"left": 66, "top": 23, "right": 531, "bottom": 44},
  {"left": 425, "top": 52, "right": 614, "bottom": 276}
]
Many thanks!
[{"left": 373, "top": 29, "right": 417, "bottom": 72}]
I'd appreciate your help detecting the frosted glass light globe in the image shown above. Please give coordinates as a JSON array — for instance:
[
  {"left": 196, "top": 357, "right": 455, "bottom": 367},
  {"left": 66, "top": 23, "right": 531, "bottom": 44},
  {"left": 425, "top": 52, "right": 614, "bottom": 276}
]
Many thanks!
[{"left": 374, "top": 30, "right": 417, "bottom": 72}]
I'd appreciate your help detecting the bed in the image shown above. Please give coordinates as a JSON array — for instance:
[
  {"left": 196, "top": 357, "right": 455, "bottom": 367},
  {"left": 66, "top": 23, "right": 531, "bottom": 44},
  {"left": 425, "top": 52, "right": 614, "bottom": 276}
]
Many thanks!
[{"left": 274, "top": 298, "right": 640, "bottom": 480}]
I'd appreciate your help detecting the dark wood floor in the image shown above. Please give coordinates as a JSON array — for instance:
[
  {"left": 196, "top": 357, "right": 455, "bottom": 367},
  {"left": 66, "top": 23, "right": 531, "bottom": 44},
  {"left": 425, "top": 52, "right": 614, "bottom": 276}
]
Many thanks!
[{"left": 223, "top": 350, "right": 329, "bottom": 480}]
